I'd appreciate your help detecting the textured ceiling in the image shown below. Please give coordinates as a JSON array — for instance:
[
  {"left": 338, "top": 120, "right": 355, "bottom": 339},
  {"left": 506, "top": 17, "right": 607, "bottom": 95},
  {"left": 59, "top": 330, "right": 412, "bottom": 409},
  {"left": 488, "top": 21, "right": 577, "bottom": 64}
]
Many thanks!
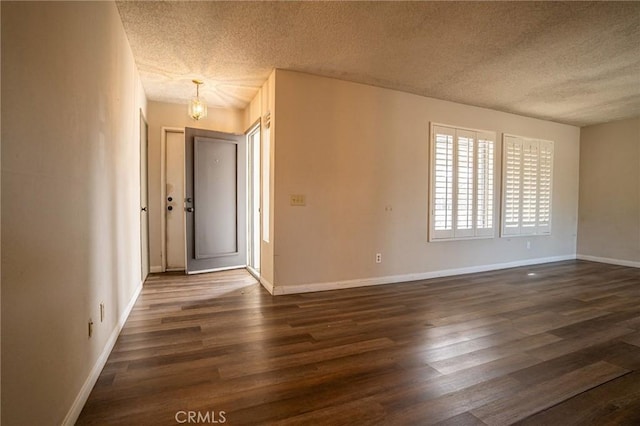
[{"left": 116, "top": 1, "right": 640, "bottom": 127}]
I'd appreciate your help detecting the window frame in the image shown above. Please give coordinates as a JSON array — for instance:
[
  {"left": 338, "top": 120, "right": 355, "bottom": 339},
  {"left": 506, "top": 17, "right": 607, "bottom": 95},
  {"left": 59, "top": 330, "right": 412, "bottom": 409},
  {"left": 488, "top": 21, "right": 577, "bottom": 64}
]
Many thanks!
[
  {"left": 428, "top": 122, "right": 497, "bottom": 242},
  {"left": 500, "top": 133, "right": 554, "bottom": 237}
]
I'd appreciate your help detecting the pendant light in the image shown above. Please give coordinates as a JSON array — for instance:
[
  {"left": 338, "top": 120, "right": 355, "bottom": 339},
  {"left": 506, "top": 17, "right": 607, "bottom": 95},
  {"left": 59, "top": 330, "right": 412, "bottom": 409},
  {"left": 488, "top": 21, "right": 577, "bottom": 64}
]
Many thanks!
[{"left": 188, "top": 79, "right": 207, "bottom": 120}]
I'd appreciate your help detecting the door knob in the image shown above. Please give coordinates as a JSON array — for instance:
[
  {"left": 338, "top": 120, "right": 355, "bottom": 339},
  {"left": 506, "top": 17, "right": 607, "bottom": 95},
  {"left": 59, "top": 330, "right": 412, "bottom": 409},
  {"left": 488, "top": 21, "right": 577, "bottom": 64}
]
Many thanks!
[
  {"left": 186, "top": 207, "right": 194, "bottom": 213},
  {"left": 186, "top": 197, "right": 192, "bottom": 203},
  {"left": 167, "top": 206, "right": 173, "bottom": 211},
  {"left": 167, "top": 196, "right": 173, "bottom": 202},
  {"left": 141, "top": 207, "right": 147, "bottom": 212}
]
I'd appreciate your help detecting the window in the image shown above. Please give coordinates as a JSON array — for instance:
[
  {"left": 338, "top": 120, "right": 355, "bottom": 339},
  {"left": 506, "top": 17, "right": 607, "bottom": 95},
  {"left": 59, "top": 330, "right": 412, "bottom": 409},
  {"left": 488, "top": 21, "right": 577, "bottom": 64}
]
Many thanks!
[
  {"left": 429, "top": 124, "right": 495, "bottom": 241},
  {"left": 501, "top": 134, "right": 554, "bottom": 236}
]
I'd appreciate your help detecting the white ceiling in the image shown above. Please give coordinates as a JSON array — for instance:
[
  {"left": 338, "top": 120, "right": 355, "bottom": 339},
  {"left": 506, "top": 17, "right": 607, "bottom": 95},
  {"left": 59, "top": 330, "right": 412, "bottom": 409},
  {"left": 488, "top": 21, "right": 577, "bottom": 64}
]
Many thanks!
[{"left": 116, "top": 1, "right": 640, "bottom": 127}]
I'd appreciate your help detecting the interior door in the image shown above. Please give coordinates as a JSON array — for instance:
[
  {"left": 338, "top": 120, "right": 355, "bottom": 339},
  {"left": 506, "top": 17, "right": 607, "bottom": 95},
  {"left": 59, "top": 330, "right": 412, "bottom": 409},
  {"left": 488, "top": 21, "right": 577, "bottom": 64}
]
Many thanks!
[
  {"left": 185, "top": 127, "right": 246, "bottom": 273},
  {"left": 139, "top": 111, "right": 150, "bottom": 281},
  {"left": 165, "top": 130, "right": 186, "bottom": 271}
]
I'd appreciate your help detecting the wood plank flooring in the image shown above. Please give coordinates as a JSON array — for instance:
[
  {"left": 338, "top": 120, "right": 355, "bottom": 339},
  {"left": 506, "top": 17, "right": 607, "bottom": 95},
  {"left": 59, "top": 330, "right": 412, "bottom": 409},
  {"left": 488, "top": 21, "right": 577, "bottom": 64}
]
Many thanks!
[{"left": 77, "top": 260, "right": 640, "bottom": 425}]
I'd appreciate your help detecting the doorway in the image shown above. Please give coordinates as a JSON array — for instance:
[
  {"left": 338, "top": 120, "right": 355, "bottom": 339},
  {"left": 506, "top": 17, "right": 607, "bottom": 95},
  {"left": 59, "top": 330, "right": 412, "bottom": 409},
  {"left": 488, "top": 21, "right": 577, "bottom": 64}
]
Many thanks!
[
  {"left": 184, "top": 127, "right": 247, "bottom": 274},
  {"left": 247, "top": 123, "right": 261, "bottom": 274}
]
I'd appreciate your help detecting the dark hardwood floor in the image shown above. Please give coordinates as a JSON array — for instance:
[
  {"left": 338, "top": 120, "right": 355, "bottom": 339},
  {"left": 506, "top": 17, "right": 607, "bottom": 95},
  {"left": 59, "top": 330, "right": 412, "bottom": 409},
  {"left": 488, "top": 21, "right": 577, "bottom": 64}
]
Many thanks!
[{"left": 77, "top": 260, "right": 640, "bottom": 425}]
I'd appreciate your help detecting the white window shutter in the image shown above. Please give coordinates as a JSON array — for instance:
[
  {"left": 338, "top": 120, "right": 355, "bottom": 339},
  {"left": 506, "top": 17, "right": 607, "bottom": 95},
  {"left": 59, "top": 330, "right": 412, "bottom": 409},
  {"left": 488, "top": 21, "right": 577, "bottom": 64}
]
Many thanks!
[
  {"left": 521, "top": 140, "right": 539, "bottom": 231},
  {"left": 430, "top": 124, "right": 495, "bottom": 241},
  {"left": 501, "top": 135, "right": 554, "bottom": 237},
  {"left": 455, "top": 129, "right": 475, "bottom": 238},
  {"left": 502, "top": 136, "right": 522, "bottom": 236},
  {"left": 431, "top": 126, "right": 455, "bottom": 239},
  {"left": 537, "top": 140, "right": 553, "bottom": 234},
  {"left": 476, "top": 133, "right": 494, "bottom": 237}
]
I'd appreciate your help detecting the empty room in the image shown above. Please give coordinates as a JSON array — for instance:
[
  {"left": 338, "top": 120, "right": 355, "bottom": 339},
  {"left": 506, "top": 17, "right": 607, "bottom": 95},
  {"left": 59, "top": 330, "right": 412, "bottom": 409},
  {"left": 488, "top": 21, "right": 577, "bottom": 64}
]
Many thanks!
[{"left": 2, "top": 1, "right": 639, "bottom": 425}]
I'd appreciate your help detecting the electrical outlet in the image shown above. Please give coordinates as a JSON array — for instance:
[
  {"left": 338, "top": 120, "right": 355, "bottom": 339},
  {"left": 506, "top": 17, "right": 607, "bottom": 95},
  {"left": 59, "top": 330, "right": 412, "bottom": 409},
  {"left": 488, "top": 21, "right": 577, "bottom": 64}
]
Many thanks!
[
  {"left": 88, "top": 319, "right": 94, "bottom": 338},
  {"left": 290, "top": 194, "right": 306, "bottom": 206},
  {"left": 100, "top": 302, "right": 105, "bottom": 322},
  {"left": 376, "top": 253, "right": 382, "bottom": 264}
]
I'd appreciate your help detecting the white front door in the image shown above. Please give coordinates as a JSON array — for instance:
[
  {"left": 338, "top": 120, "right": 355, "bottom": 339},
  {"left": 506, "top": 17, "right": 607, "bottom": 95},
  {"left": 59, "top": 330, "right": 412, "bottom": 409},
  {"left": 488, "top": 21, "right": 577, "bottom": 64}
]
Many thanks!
[{"left": 165, "top": 130, "right": 186, "bottom": 271}]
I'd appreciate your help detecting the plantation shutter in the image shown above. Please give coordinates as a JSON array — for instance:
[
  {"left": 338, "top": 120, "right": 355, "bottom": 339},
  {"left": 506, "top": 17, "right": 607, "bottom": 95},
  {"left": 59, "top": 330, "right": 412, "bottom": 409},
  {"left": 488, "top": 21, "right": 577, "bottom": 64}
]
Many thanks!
[
  {"left": 455, "top": 129, "right": 475, "bottom": 238},
  {"left": 432, "top": 126, "right": 455, "bottom": 239},
  {"left": 430, "top": 124, "right": 495, "bottom": 241},
  {"left": 537, "top": 141, "right": 553, "bottom": 234},
  {"left": 521, "top": 140, "right": 539, "bottom": 232},
  {"left": 501, "top": 135, "right": 554, "bottom": 236},
  {"left": 476, "top": 133, "right": 494, "bottom": 236},
  {"left": 502, "top": 136, "right": 522, "bottom": 235}
]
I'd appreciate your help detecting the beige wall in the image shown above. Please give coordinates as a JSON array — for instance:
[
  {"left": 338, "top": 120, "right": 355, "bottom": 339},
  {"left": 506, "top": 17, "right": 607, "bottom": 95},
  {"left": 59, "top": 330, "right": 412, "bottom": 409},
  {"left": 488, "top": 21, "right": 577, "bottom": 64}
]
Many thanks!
[
  {"left": 578, "top": 117, "right": 640, "bottom": 264},
  {"left": 273, "top": 70, "right": 580, "bottom": 290},
  {"left": 146, "top": 101, "right": 244, "bottom": 270},
  {"left": 1, "top": 2, "right": 147, "bottom": 424}
]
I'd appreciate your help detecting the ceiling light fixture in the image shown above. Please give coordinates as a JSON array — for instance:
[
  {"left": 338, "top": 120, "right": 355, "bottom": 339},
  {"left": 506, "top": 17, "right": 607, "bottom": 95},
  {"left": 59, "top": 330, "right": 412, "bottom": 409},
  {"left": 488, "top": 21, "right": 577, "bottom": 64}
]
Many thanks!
[{"left": 188, "top": 79, "right": 207, "bottom": 120}]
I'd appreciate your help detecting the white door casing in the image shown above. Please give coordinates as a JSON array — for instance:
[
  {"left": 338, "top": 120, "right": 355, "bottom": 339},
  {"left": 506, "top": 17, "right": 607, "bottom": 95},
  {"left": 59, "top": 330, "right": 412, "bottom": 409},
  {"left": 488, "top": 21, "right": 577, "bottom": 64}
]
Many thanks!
[{"left": 139, "top": 110, "right": 150, "bottom": 281}]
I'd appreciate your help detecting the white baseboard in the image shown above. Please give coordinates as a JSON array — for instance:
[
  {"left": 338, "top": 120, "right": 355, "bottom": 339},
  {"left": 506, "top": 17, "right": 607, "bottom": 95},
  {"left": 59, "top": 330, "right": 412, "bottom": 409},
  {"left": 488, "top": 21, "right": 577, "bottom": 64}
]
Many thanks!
[
  {"left": 62, "top": 282, "right": 143, "bottom": 426},
  {"left": 186, "top": 265, "right": 246, "bottom": 275},
  {"left": 577, "top": 254, "right": 640, "bottom": 268},
  {"left": 273, "top": 255, "right": 577, "bottom": 295},
  {"left": 260, "top": 277, "right": 274, "bottom": 295},
  {"left": 150, "top": 265, "right": 163, "bottom": 273}
]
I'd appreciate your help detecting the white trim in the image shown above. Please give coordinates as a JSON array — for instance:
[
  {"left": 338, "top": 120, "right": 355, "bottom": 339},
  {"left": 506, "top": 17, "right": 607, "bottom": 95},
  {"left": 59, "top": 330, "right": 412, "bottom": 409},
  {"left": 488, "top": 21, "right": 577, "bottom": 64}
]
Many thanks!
[
  {"left": 273, "top": 255, "right": 576, "bottom": 295},
  {"left": 161, "top": 127, "right": 185, "bottom": 273},
  {"left": 150, "top": 265, "right": 163, "bottom": 273},
  {"left": 246, "top": 122, "right": 262, "bottom": 273},
  {"left": 430, "top": 121, "right": 496, "bottom": 136},
  {"left": 246, "top": 265, "right": 260, "bottom": 280},
  {"left": 503, "top": 133, "right": 555, "bottom": 143},
  {"left": 260, "top": 276, "right": 274, "bottom": 295},
  {"left": 577, "top": 254, "right": 640, "bottom": 268},
  {"left": 186, "top": 265, "right": 246, "bottom": 275},
  {"left": 140, "top": 110, "right": 150, "bottom": 283},
  {"left": 62, "top": 282, "right": 143, "bottom": 426}
]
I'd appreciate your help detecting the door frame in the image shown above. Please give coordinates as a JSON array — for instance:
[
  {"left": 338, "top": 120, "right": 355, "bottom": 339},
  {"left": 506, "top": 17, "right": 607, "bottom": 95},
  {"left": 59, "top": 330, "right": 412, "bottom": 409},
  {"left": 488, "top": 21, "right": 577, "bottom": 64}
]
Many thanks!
[
  {"left": 160, "top": 126, "right": 186, "bottom": 272},
  {"left": 140, "top": 109, "right": 150, "bottom": 282},
  {"left": 246, "top": 119, "right": 261, "bottom": 278},
  {"left": 184, "top": 127, "right": 247, "bottom": 274}
]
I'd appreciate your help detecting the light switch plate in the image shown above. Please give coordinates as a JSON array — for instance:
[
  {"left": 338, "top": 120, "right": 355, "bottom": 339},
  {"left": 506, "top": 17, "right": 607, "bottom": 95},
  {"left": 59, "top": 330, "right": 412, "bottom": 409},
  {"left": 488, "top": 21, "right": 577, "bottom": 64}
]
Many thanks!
[{"left": 290, "top": 194, "right": 306, "bottom": 206}]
